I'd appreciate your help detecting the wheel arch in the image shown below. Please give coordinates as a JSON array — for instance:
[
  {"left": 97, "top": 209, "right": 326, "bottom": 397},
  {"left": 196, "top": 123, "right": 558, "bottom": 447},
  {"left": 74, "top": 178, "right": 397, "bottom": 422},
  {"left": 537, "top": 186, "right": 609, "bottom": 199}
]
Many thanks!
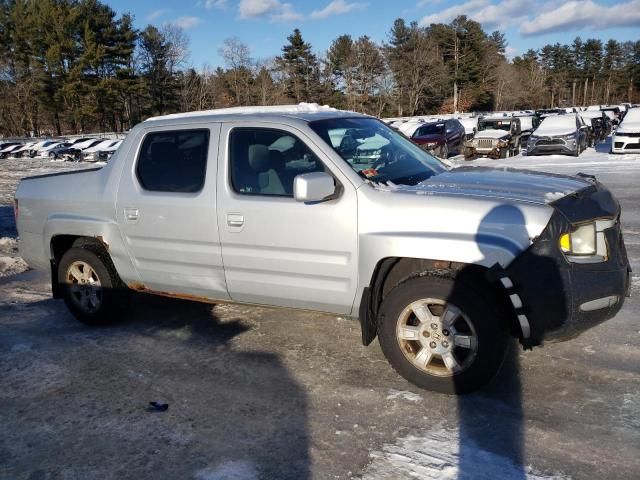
[{"left": 358, "top": 256, "right": 517, "bottom": 347}]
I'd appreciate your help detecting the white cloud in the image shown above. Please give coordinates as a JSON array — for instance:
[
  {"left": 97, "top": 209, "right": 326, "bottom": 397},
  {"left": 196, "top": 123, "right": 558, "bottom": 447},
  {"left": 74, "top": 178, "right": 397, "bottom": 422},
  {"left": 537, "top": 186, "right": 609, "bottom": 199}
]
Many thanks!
[
  {"left": 310, "top": 0, "right": 367, "bottom": 20},
  {"left": 419, "top": 0, "right": 488, "bottom": 25},
  {"left": 505, "top": 46, "right": 517, "bottom": 59},
  {"left": 146, "top": 9, "right": 169, "bottom": 21},
  {"left": 418, "top": 0, "right": 640, "bottom": 36},
  {"left": 520, "top": 0, "right": 640, "bottom": 36},
  {"left": 171, "top": 16, "right": 202, "bottom": 29},
  {"left": 238, "top": 0, "right": 303, "bottom": 21},
  {"left": 205, "top": 0, "right": 228, "bottom": 8}
]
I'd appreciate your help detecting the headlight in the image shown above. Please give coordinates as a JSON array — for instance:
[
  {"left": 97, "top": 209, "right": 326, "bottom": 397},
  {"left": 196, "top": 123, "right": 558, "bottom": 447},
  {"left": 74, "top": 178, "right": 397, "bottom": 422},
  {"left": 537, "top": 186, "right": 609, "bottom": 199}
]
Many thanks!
[
  {"left": 560, "top": 223, "right": 595, "bottom": 255},
  {"left": 562, "top": 132, "right": 577, "bottom": 141},
  {"left": 559, "top": 219, "right": 616, "bottom": 263}
]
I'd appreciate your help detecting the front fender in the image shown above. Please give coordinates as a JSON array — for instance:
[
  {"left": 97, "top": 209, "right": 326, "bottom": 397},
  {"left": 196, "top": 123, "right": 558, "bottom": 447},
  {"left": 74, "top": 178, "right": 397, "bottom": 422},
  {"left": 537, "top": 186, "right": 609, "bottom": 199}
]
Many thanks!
[{"left": 350, "top": 231, "right": 527, "bottom": 316}]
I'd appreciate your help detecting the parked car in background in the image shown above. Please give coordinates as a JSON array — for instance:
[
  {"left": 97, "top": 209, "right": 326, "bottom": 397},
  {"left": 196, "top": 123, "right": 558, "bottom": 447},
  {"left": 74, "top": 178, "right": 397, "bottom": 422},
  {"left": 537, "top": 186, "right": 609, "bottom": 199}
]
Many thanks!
[
  {"left": 527, "top": 114, "right": 587, "bottom": 156},
  {"left": 97, "top": 140, "right": 123, "bottom": 162},
  {"left": 410, "top": 119, "right": 465, "bottom": 158},
  {"left": 457, "top": 117, "right": 478, "bottom": 141},
  {"left": 601, "top": 106, "right": 622, "bottom": 126},
  {"left": 515, "top": 115, "right": 540, "bottom": 152},
  {"left": 47, "top": 143, "right": 73, "bottom": 159},
  {"left": 612, "top": 108, "right": 640, "bottom": 154},
  {"left": 81, "top": 139, "right": 120, "bottom": 162},
  {"left": 58, "top": 138, "right": 102, "bottom": 161},
  {"left": 464, "top": 117, "right": 521, "bottom": 159},
  {"left": 11, "top": 142, "right": 36, "bottom": 158},
  {"left": 26, "top": 140, "right": 57, "bottom": 158},
  {"left": 0, "top": 143, "right": 23, "bottom": 158},
  {"left": 579, "top": 111, "right": 609, "bottom": 145}
]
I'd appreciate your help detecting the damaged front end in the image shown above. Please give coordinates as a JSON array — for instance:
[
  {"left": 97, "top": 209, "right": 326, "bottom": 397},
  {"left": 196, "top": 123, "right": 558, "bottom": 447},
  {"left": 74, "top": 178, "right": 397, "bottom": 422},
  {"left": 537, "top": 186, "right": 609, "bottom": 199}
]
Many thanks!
[{"left": 491, "top": 176, "right": 631, "bottom": 347}]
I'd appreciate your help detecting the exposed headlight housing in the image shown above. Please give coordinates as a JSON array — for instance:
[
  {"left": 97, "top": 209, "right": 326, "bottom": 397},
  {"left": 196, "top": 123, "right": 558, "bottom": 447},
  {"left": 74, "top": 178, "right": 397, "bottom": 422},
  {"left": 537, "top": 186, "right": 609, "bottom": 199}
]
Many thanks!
[{"left": 559, "top": 219, "right": 616, "bottom": 263}]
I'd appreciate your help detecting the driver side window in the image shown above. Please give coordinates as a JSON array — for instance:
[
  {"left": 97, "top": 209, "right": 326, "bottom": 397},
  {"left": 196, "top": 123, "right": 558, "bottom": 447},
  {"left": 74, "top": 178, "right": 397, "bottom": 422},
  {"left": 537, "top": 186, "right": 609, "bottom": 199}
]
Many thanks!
[{"left": 229, "top": 128, "right": 325, "bottom": 197}]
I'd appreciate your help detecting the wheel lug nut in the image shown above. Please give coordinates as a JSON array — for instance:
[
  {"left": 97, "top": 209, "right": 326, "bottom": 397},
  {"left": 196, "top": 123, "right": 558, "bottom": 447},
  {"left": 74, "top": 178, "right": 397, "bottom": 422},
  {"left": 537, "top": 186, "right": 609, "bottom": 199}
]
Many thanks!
[
  {"left": 442, "top": 329, "right": 449, "bottom": 336},
  {"left": 430, "top": 323, "right": 438, "bottom": 330},
  {"left": 442, "top": 341, "right": 449, "bottom": 348},
  {"left": 422, "top": 331, "right": 430, "bottom": 338},
  {"left": 429, "top": 341, "right": 437, "bottom": 348}
]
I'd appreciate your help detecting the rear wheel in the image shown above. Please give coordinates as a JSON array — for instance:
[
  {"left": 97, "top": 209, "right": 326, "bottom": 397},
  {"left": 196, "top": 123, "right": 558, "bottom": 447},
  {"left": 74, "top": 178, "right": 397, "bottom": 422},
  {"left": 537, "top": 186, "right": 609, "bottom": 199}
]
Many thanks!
[
  {"left": 377, "top": 276, "right": 508, "bottom": 394},
  {"left": 58, "top": 244, "right": 129, "bottom": 325}
]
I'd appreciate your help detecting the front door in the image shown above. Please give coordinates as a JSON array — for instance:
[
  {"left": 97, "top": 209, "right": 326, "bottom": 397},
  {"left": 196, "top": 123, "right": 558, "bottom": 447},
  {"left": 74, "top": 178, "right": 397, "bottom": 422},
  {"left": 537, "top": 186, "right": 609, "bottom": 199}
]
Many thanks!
[
  {"left": 216, "top": 123, "right": 358, "bottom": 314},
  {"left": 116, "top": 123, "right": 230, "bottom": 300}
]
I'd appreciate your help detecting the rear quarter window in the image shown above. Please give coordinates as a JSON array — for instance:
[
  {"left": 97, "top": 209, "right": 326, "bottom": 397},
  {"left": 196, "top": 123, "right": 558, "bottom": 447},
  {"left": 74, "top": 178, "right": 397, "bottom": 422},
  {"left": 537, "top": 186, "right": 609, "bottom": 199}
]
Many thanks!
[{"left": 137, "top": 129, "right": 209, "bottom": 193}]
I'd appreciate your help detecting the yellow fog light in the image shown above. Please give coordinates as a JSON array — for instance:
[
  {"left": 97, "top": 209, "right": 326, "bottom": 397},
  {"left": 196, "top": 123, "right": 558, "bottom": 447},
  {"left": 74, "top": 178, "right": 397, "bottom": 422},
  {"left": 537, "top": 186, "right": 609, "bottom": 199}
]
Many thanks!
[{"left": 560, "top": 233, "right": 571, "bottom": 252}]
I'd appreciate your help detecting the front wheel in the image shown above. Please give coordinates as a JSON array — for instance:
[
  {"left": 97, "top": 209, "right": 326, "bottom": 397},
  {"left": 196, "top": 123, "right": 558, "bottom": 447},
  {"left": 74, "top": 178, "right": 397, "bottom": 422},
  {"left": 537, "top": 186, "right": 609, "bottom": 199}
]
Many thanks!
[
  {"left": 377, "top": 276, "right": 508, "bottom": 394},
  {"left": 58, "top": 245, "right": 129, "bottom": 325}
]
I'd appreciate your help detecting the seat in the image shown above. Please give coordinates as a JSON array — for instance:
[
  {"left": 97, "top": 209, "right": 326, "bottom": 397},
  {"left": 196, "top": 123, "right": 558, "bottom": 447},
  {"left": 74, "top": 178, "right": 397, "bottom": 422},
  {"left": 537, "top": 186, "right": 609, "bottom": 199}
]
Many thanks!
[{"left": 248, "top": 144, "right": 286, "bottom": 195}]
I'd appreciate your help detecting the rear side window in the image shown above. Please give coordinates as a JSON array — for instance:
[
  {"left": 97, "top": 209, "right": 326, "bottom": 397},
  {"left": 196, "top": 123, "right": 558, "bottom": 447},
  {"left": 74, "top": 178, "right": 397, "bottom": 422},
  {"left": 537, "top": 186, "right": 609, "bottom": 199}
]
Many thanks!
[{"left": 137, "top": 129, "right": 209, "bottom": 193}]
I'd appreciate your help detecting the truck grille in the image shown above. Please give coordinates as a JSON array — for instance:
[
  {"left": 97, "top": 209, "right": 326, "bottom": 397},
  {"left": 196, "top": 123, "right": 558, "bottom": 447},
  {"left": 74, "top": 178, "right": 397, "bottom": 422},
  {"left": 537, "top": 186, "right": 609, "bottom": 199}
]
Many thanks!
[
  {"left": 478, "top": 139, "right": 494, "bottom": 148},
  {"left": 625, "top": 143, "right": 640, "bottom": 149},
  {"left": 619, "top": 132, "right": 640, "bottom": 137}
]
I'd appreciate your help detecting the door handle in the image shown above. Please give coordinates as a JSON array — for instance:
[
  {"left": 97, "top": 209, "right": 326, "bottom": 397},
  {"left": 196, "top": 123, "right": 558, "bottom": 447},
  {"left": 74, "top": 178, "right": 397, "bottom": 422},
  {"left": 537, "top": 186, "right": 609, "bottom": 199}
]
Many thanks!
[
  {"left": 124, "top": 207, "right": 139, "bottom": 221},
  {"left": 227, "top": 213, "right": 244, "bottom": 227}
]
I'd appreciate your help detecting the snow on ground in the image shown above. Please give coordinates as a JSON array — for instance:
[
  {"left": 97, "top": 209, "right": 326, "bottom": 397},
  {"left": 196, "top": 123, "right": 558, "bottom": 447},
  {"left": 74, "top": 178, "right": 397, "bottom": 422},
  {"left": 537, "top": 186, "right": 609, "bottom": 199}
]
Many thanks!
[{"left": 359, "top": 426, "right": 570, "bottom": 480}]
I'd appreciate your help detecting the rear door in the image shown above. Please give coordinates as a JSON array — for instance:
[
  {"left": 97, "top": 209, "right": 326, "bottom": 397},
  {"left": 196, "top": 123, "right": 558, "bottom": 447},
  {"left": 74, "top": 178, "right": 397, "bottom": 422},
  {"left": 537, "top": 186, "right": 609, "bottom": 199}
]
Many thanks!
[
  {"left": 116, "top": 123, "right": 230, "bottom": 300},
  {"left": 216, "top": 123, "right": 358, "bottom": 314}
]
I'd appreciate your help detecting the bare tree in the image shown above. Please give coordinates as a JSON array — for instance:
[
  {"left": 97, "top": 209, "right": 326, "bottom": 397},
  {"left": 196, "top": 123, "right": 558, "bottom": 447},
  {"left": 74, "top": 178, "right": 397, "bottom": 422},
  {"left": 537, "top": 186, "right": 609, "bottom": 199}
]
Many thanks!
[{"left": 218, "top": 37, "right": 253, "bottom": 105}]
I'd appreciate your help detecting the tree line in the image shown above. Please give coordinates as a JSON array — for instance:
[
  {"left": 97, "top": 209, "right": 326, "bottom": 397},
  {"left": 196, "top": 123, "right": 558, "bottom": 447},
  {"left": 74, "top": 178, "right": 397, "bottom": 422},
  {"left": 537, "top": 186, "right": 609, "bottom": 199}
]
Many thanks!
[{"left": 1, "top": 0, "right": 638, "bottom": 137}]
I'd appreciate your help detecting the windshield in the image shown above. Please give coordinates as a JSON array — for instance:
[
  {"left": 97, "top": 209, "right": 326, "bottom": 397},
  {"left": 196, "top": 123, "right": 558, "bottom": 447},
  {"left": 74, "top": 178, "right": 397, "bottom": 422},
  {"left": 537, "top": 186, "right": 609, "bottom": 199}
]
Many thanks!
[
  {"left": 309, "top": 117, "right": 446, "bottom": 186},
  {"left": 415, "top": 123, "right": 445, "bottom": 136},
  {"left": 479, "top": 120, "right": 512, "bottom": 132}
]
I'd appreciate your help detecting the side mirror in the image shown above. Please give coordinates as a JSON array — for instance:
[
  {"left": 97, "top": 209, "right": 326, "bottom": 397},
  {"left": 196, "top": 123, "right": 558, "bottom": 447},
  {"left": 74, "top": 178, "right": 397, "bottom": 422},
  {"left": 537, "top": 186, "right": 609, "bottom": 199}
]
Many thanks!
[{"left": 294, "top": 172, "right": 336, "bottom": 203}]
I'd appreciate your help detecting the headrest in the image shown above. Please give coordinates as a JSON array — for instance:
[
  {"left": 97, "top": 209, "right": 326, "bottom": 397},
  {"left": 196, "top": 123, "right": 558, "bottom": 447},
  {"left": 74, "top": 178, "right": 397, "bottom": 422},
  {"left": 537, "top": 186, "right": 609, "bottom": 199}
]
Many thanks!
[{"left": 248, "top": 144, "right": 270, "bottom": 172}]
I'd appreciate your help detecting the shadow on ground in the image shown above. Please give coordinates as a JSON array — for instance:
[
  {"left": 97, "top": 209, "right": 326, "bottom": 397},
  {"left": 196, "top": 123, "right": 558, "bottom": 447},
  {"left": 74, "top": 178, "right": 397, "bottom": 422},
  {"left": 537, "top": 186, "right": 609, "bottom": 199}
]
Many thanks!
[{"left": 0, "top": 292, "right": 310, "bottom": 480}]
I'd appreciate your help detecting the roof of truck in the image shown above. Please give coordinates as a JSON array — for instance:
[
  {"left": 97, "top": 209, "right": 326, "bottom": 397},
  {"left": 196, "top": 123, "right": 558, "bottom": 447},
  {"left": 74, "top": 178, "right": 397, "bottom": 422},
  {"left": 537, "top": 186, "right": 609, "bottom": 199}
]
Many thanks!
[{"left": 144, "top": 103, "right": 364, "bottom": 125}]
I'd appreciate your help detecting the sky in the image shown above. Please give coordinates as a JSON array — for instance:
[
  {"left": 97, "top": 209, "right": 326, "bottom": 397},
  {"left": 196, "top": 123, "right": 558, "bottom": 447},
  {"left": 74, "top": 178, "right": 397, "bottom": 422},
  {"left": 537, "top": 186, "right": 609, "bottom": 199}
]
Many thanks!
[{"left": 106, "top": 0, "right": 640, "bottom": 67}]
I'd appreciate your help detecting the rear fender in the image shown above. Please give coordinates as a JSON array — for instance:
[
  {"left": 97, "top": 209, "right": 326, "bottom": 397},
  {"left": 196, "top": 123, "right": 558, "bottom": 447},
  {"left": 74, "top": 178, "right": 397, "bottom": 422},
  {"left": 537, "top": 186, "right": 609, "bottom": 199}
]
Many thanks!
[{"left": 44, "top": 214, "right": 139, "bottom": 285}]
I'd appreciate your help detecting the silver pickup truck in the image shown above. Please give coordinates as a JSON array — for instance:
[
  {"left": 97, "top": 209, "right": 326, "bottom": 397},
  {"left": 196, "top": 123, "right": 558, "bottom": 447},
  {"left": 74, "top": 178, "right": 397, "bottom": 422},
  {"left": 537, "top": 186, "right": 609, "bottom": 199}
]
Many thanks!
[{"left": 15, "top": 104, "right": 631, "bottom": 394}]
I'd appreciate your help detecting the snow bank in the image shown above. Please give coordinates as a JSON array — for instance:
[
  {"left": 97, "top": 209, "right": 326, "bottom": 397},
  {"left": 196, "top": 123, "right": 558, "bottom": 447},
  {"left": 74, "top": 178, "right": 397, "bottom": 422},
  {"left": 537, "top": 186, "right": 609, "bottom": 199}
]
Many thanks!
[
  {"left": 0, "top": 237, "right": 28, "bottom": 278},
  {"left": 359, "top": 426, "right": 570, "bottom": 480}
]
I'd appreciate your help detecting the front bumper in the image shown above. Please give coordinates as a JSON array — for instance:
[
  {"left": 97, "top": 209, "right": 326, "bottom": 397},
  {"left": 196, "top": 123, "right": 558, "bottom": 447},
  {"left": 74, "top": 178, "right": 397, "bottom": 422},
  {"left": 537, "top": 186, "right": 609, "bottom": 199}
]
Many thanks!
[
  {"left": 502, "top": 180, "right": 630, "bottom": 345},
  {"left": 612, "top": 135, "right": 640, "bottom": 153},
  {"left": 527, "top": 141, "right": 578, "bottom": 156}
]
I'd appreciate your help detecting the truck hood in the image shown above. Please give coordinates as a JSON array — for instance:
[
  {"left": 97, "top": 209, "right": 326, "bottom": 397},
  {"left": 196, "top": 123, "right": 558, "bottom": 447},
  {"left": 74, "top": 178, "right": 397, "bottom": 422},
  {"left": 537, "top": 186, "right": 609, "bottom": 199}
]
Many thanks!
[
  {"left": 380, "top": 166, "right": 592, "bottom": 205},
  {"left": 475, "top": 129, "right": 510, "bottom": 139}
]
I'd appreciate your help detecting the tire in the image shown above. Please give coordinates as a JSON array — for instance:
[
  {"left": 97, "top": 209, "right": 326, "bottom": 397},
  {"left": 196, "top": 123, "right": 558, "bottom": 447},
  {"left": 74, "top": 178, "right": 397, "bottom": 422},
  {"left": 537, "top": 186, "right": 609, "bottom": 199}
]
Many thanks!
[
  {"left": 377, "top": 275, "right": 508, "bottom": 394},
  {"left": 439, "top": 144, "right": 449, "bottom": 159},
  {"left": 58, "top": 244, "right": 129, "bottom": 325},
  {"left": 499, "top": 148, "right": 507, "bottom": 159}
]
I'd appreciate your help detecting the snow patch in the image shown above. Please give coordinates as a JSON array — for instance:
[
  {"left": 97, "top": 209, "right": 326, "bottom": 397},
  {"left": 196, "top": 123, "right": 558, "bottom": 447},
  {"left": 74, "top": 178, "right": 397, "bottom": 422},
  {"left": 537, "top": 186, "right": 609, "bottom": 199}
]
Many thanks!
[
  {"left": 358, "top": 427, "right": 570, "bottom": 480},
  {"left": 147, "top": 103, "right": 338, "bottom": 122},
  {"left": 386, "top": 389, "right": 423, "bottom": 402},
  {"left": 544, "top": 191, "right": 567, "bottom": 202},
  {"left": 194, "top": 460, "right": 258, "bottom": 480},
  {"left": 474, "top": 129, "right": 509, "bottom": 139},
  {"left": 0, "top": 255, "right": 28, "bottom": 278}
]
